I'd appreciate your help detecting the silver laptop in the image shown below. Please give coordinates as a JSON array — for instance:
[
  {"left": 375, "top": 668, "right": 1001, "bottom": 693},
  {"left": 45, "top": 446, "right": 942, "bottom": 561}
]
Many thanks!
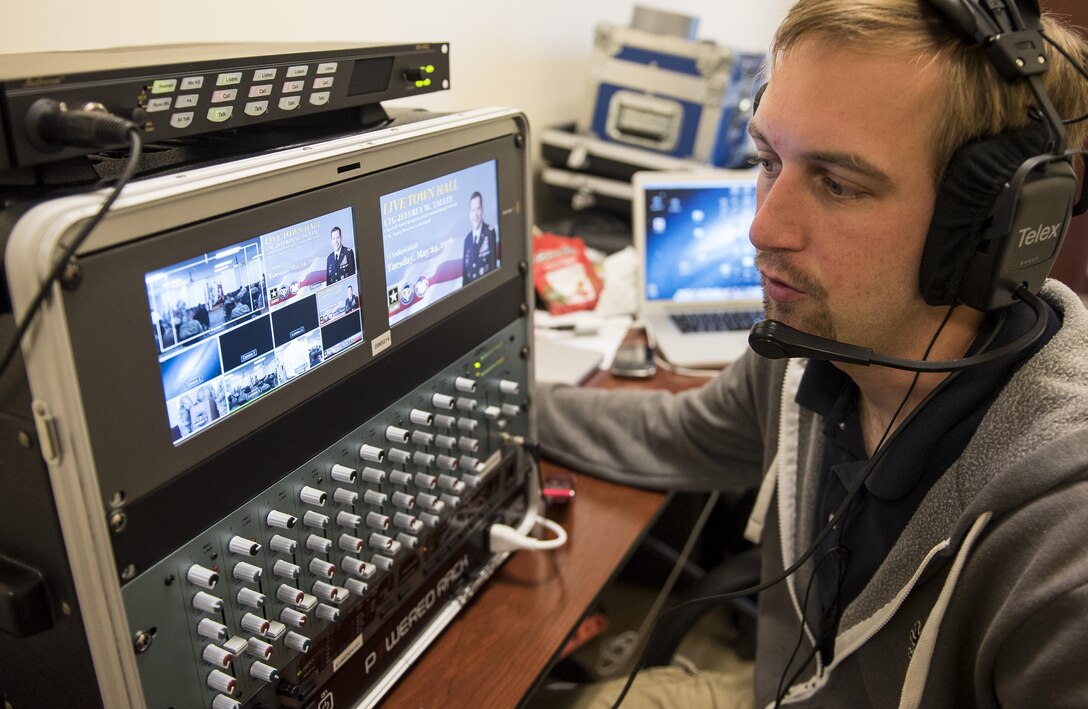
[{"left": 632, "top": 169, "right": 763, "bottom": 369}]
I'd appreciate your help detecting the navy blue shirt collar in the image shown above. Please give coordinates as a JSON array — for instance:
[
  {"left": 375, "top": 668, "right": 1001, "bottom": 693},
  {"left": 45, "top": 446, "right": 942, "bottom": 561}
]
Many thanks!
[{"left": 796, "top": 298, "right": 1058, "bottom": 502}]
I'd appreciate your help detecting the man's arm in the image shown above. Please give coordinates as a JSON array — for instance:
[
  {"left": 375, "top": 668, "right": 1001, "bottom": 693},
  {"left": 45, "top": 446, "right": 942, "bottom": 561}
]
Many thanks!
[
  {"left": 534, "top": 350, "right": 785, "bottom": 492},
  {"left": 990, "top": 583, "right": 1088, "bottom": 706}
]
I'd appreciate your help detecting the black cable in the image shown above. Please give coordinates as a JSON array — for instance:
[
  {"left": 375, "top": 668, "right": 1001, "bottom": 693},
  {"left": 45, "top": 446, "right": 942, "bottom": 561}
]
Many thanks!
[
  {"left": 770, "top": 360, "right": 929, "bottom": 706},
  {"left": 773, "top": 545, "right": 846, "bottom": 706},
  {"left": 607, "top": 432, "right": 903, "bottom": 708},
  {"left": 609, "top": 302, "right": 969, "bottom": 708},
  {"left": 770, "top": 302, "right": 957, "bottom": 706},
  {"left": 1042, "top": 31, "right": 1088, "bottom": 82},
  {"left": 773, "top": 550, "right": 850, "bottom": 709},
  {"left": 0, "top": 126, "right": 143, "bottom": 379},
  {"left": 1005, "top": 1, "right": 1026, "bottom": 31},
  {"left": 1040, "top": 31, "right": 1088, "bottom": 125},
  {"left": 773, "top": 303, "right": 958, "bottom": 707}
]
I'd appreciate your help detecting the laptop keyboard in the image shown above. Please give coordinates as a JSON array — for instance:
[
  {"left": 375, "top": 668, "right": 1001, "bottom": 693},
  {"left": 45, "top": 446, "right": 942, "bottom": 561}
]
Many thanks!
[{"left": 669, "top": 310, "right": 763, "bottom": 333}]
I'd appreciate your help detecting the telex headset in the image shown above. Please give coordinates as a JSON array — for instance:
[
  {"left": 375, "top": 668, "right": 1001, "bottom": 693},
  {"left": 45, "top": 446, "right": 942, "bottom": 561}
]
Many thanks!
[
  {"left": 748, "top": 0, "right": 1088, "bottom": 372},
  {"left": 920, "top": 0, "right": 1085, "bottom": 311}
]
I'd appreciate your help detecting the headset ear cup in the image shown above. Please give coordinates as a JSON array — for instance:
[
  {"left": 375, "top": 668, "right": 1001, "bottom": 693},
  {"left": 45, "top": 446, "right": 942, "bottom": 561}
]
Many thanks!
[{"left": 919, "top": 121, "right": 1052, "bottom": 306}]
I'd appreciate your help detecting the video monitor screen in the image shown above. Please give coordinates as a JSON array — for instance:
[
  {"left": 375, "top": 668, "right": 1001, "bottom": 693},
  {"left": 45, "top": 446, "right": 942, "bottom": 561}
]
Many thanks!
[
  {"left": 381, "top": 160, "right": 500, "bottom": 326},
  {"left": 146, "top": 207, "right": 364, "bottom": 445},
  {"left": 643, "top": 180, "right": 762, "bottom": 303}
]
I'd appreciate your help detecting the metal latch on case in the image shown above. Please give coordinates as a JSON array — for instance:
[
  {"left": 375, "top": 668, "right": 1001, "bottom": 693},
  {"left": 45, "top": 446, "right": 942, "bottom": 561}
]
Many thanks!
[{"left": 32, "top": 399, "right": 61, "bottom": 465}]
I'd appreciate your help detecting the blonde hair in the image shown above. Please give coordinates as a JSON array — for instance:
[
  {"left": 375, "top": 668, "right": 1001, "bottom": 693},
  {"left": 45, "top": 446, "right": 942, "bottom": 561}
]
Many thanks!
[{"left": 770, "top": 0, "right": 1088, "bottom": 178}]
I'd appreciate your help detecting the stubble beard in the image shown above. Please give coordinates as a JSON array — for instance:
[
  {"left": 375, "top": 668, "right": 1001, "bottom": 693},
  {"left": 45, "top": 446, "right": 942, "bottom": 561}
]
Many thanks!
[{"left": 756, "top": 252, "right": 836, "bottom": 341}]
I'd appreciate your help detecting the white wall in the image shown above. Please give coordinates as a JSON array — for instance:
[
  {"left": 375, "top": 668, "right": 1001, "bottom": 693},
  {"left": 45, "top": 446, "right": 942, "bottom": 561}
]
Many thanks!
[
  {"left": 2, "top": 2, "right": 792, "bottom": 225},
  {"left": 1, "top": 1, "right": 791, "bottom": 140}
]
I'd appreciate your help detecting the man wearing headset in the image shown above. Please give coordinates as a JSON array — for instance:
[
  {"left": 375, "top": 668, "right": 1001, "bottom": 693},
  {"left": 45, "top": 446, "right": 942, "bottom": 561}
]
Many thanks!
[{"left": 535, "top": 1, "right": 1088, "bottom": 706}]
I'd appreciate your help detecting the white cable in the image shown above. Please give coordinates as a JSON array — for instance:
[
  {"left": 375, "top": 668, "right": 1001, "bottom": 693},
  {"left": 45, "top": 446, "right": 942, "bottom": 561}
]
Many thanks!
[
  {"left": 488, "top": 435, "right": 568, "bottom": 551},
  {"left": 489, "top": 513, "right": 568, "bottom": 552}
]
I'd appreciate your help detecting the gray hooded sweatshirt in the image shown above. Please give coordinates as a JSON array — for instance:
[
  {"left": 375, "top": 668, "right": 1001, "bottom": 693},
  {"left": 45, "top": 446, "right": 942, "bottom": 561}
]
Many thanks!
[{"left": 535, "top": 280, "right": 1088, "bottom": 707}]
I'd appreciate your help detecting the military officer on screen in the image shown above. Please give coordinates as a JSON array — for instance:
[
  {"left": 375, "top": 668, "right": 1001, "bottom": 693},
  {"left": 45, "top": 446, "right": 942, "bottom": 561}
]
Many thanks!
[
  {"left": 461, "top": 191, "right": 498, "bottom": 285},
  {"left": 326, "top": 226, "right": 356, "bottom": 284}
]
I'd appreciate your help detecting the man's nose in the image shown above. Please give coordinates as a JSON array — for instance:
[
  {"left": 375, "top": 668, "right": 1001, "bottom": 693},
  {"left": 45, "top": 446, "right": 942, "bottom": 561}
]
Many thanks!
[{"left": 749, "top": 172, "right": 805, "bottom": 253}]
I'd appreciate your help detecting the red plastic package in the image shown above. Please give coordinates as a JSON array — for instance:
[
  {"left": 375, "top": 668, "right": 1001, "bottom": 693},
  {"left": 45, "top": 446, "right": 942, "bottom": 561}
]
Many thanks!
[{"left": 532, "top": 233, "right": 604, "bottom": 315}]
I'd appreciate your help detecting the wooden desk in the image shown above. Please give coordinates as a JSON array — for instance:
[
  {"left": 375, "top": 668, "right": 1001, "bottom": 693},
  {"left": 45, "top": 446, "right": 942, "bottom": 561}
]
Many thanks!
[
  {"left": 383, "top": 347, "right": 709, "bottom": 708},
  {"left": 381, "top": 471, "right": 667, "bottom": 708}
]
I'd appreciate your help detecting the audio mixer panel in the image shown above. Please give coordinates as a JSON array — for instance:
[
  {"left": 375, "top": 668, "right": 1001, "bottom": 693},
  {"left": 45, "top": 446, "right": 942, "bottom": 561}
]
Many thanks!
[{"left": 123, "top": 322, "right": 530, "bottom": 708}]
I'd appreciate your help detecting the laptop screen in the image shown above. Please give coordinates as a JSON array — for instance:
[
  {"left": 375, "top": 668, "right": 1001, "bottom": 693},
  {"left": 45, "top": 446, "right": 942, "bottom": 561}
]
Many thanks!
[{"left": 642, "top": 179, "right": 762, "bottom": 303}]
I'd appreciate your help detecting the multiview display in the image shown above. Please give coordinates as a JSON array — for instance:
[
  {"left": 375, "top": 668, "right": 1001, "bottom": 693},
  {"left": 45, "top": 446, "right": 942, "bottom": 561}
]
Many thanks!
[{"left": 146, "top": 207, "right": 364, "bottom": 444}]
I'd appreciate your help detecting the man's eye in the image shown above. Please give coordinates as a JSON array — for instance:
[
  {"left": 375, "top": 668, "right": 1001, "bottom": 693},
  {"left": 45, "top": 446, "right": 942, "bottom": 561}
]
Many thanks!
[
  {"left": 747, "top": 156, "right": 779, "bottom": 174},
  {"left": 820, "top": 175, "right": 862, "bottom": 200}
]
